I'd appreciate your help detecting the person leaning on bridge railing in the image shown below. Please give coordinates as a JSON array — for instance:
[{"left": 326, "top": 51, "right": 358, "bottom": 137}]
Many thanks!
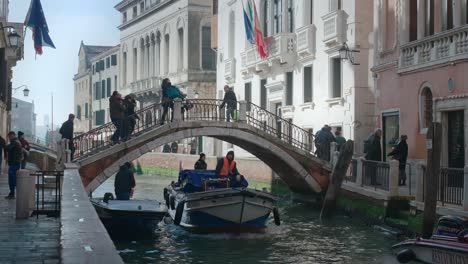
[
  {"left": 160, "top": 78, "right": 186, "bottom": 125},
  {"left": 59, "top": 114, "right": 75, "bottom": 161},
  {"left": 219, "top": 85, "right": 237, "bottom": 122}
]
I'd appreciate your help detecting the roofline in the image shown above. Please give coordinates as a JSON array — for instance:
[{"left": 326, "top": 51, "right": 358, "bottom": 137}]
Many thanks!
[
  {"left": 115, "top": 0, "right": 139, "bottom": 12},
  {"left": 89, "top": 45, "right": 120, "bottom": 62}
]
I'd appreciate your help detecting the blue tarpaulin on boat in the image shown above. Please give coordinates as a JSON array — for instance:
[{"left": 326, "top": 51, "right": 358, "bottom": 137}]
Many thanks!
[{"left": 178, "top": 170, "right": 248, "bottom": 192}]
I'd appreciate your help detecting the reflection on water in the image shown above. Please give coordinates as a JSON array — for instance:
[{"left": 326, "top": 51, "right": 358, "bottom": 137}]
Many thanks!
[{"left": 93, "top": 174, "right": 400, "bottom": 264}]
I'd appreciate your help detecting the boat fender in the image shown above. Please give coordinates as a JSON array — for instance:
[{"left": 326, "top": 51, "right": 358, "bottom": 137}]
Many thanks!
[
  {"left": 174, "top": 201, "right": 185, "bottom": 226},
  {"left": 273, "top": 207, "right": 281, "bottom": 226},
  {"left": 396, "top": 249, "right": 415, "bottom": 263},
  {"left": 103, "top": 193, "right": 114, "bottom": 203},
  {"left": 163, "top": 215, "right": 173, "bottom": 225},
  {"left": 163, "top": 188, "right": 170, "bottom": 207},
  {"left": 170, "top": 196, "right": 176, "bottom": 210}
]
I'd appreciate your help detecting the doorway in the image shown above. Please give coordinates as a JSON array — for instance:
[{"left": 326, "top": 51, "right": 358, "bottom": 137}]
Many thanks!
[
  {"left": 448, "top": 110, "right": 464, "bottom": 168},
  {"left": 382, "top": 112, "right": 400, "bottom": 162}
]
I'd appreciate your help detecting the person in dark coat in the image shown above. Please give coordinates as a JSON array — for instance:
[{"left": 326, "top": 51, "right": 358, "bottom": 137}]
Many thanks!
[
  {"left": 5, "top": 131, "right": 22, "bottom": 199},
  {"left": 160, "top": 78, "right": 173, "bottom": 125},
  {"left": 124, "top": 94, "right": 139, "bottom": 139},
  {"left": 59, "top": 114, "right": 75, "bottom": 161},
  {"left": 109, "top": 91, "right": 126, "bottom": 144},
  {"left": 114, "top": 162, "right": 136, "bottom": 200},
  {"left": 387, "top": 135, "right": 409, "bottom": 186},
  {"left": 220, "top": 85, "right": 237, "bottom": 122},
  {"left": 365, "top": 129, "right": 382, "bottom": 185},
  {"left": 334, "top": 129, "right": 346, "bottom": 152},
  {"left": 17, "top": 131, "right": 30, "bottom": 169},
  {"left": 194, "top": 153, "right": 207, "bottom": 170},
  {"left": 314, "top": 125, "right": 336, "bottom": 161}
]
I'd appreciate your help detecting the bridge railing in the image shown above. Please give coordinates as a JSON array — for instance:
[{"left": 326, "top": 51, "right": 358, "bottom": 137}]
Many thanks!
[{"left": 72, "top": 99, "right": 315, "bottom": 160}]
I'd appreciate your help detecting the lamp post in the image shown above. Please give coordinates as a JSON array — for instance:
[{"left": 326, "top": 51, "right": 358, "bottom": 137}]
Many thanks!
[
  {"left": 0, "top": 26, "right": 21, "bottom": 50},
  {"left": 338, "top": 42, "right": 360, "bottom": 65},
  {"left": 12, "top": 85, "right": 30, "bottom": 97}
]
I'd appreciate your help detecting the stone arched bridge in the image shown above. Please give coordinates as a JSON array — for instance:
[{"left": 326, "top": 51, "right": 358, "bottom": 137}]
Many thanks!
[{"left": 72, "top": 99, "right": 332, "bottom": 194}]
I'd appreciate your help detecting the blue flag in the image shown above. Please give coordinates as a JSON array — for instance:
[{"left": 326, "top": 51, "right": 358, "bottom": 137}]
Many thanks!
[
  {"left": 243, "top": 5, "right": 255, "bottom": 44},
  {"left": 25, "top": 0, "right": 56, "bottom": 55}
]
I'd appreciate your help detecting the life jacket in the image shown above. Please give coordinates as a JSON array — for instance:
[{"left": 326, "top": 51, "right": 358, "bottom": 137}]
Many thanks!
[{"left": 219, "top": 157, "right": 236, "bottom": 177}]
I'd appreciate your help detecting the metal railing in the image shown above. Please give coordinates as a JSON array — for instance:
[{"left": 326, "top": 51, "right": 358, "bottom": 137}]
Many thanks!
[
  {"left": 72, "top": 99, "right": 316, "bottom": 161},
  {"left": 31, "top": 171, "right": 64, "bottom": 218},
  {"left": 422, "top": 166, "right": 464, "bottom": 206},
  {"left": 362, "top": 160, "right": 390, "bottom": 191}
]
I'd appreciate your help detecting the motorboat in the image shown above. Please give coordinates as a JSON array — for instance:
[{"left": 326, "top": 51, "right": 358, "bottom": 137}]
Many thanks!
[
  {"left": 164, "top": 170, "right": 280, "bottom": 234},
  {"left": 393, "top": 215, "right": 468, "bottom": 263},
  {"left": 91, "top": 193, "right": 168, "bottom": 234}
]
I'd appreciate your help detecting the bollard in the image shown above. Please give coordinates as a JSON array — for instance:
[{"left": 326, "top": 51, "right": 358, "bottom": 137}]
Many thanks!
[
  {"left": 389, "top": 160, "right": 399, "bottom": 196},
  {"left": 173, "top": 98, "right": 182, "bottom": 121},
  {"left": 238, "top": 101, "right": 247, "bottom": 122},
  {"left": 16, "top": 170, "right": 35, "bottom": 219},
  {"left": 415, "top": 162, "right": 425, "bottom": 202}
]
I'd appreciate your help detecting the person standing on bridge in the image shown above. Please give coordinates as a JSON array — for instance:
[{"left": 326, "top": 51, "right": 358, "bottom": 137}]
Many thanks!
[
  {"left": 114, "top": 162, "right": 136, "bottom": 200},
  {"left": 124, "top": 94, "right": 139, "bottom": 139},
  {"left": 220, "top": 85, "right": 237, "bottom": 122},
  {"left": 5, "top": 131, "right": 22, "bottom": 199},
  {"left": 160, "top": 78, "right": 173, "bottom": 125},
  {"left": 59, "top": 114, "right": 75, "bottom": 161},
  {"left": 18, "top": 131, "right": 30, "bottom": 169},
  {"left": 387, "top": 135, "right": 408, "bottom": 186},
  {"left": 315, "top": 125, "right": 335, "bottom": 161},
  {"left": 194, "top": 153, "right": 207, "bottom": 170},
  {"left": 110, "top": 91, "right": 126, "bottom": 144}
]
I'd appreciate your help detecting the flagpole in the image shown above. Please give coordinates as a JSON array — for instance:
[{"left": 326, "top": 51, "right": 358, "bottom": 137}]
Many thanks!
[{"left": 51, "top": 92, "right": 54, "bottom": 144}]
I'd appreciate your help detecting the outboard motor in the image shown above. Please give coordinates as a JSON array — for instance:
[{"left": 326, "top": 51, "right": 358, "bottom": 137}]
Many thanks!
[{"left": 103, "top": 192, "right": 114, "bottom": 203}]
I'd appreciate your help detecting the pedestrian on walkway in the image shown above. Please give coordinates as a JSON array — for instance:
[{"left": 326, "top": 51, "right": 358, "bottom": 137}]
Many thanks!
[
  {"left": 334, "top": 129, "right": 346, "bottom": 152},
  {"left": 17, "top": 131, "right": 30, "bottom": 169},
  {"left": 160, "top": 78, "right": 173, "bottom": 125},
  {"left": 194, "top": 153, "right": 207, "bottom": 170},
  {"left": 109, "top": 91, "right": 126, "bottom": 144},
  {"left": 114, "top": 162, "right": 136, "bottom": 200},
  {"left": 0, "top": 136, "right": 6, "bottom": 173},
  {"left": 387, "top": 135, "right": 408, "bottom": 186},
  {"left": 5, "top": 131, "right": 22, "bottom": 199},
  {"left": 364, "top": 128, "right": 383, "bottom": 185},
  {"left": 315, "top": 125, "right": 335, "bottom": 161},
  {"left": 124, "top": 94, "right": 139, "bottom": 139},
  {"left": 220, "top": 85, "right": 237, "bottom": 122},
  {"left": 59, "top": 114, "right": 75, "bottom": 161}
]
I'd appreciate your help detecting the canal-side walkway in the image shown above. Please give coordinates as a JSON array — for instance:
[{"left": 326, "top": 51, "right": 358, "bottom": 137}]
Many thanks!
[{"left": 0, "top": 168, "right": 60, "bottom": 263}]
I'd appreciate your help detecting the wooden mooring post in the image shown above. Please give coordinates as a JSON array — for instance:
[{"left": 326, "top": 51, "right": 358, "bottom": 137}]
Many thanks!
[
  {"left": 422, "top": 122, "right": 442, "bottom": 239},
  {"left": 320, "top": 140, "right": 354, "bottom": 220}
]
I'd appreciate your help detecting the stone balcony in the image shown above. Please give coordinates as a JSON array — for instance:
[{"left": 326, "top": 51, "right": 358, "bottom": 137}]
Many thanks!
[
  {"left": 296, "top": 24, "right": 316, "bottom": 61},
  {"left": 120, "top": 77, "right": 161, "bottom": 98},
  {"left": 241, "top": 33, "right": 296, "bottom": 73},
  {"left": 399, "top": 24, "right": 468, "bottom": 73},
  {"left": 322, "top": 10, "right": 347, "bottom": 47},
  {"left": 224, "top": 58, "right": 236, "bottom": 83}
]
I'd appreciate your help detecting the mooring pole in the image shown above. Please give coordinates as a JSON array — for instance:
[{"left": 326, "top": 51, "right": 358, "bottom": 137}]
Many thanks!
[
  {"left": 422, "top": 122, "right": 442, "bottom": 238},
  {"left": 320, "top": 140, "right": 354, "bottom": 220}
]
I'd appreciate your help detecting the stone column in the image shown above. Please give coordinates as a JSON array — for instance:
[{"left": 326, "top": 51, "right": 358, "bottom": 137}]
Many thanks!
[
  {"left": 16, "top": 170, "right": 35, "bottom": 219},
  {"left": 155, "top": 41, "right": 161, "bottom": 76},
  {"left": 173, "top": 99, "right": 182, "bottom": 121},
  {"left": 282, "top": 0, "right": 288, "bottom": 32},
  {"left": 434, "top": 0, "right": 443, "bottom": 33},
  {"left": 239, "top": 100, "right": 247, "bottom": 122},
  {"left": 463, "top": 165, "right": 468, "bottom": 210},
  {"left": 356, "top": 157, "right": 364, "bottom": 186},
  {"left": 417, "top": 0, "right": 426, "bottom": 39},
  {"left": 389, "top": 160, "right": 400, "bottom": 196},
  {"left": 454, "top": 0, "right": 462, "bottom": 28},
  {"left": 399, "top": 0, "right": 410, "bottom": 45},
  {"left": 415, "top": 162, "right": 425, "bottom": 202}
]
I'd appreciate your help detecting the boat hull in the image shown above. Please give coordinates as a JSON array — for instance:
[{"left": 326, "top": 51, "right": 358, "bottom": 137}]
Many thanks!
[
  {"left": 393, "top": 237, "right": 468, "bottom": 263},
  {"left": 167, "top": 188, "right": 277, "bottom": 234}
]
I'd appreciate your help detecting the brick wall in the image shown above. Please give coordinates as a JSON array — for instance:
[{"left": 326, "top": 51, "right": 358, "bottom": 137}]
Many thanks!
[{"left": 137, "top": 152, "right": 273, "bottom": 182}]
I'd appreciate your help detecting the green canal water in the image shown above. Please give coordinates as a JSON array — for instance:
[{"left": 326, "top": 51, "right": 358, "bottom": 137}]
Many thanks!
[{"left": 93, "top": 173, "right": 402, "bottom": 264}]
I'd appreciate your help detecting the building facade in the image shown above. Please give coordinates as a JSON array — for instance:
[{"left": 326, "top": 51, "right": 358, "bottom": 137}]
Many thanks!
[
  {"left": 0, "top": 0, "right": 24, "bottom": 138},
  {"left": 90, "top": 45, "right": 119, "bottom": 128},
  {"left": 373, "top": 0, "right": 468, "bottom": 169},
  {"left": 216, "top": 0, "right": 375, "bottom": 157},
  {"left": 73, "top": 42, "right": 114, "bottom": 135},
  {"left": 115, "top": 0, "right": 217, "bottom": 154},
  {"left": 11, "top": 97, "right": 35, "bottom": 137}
]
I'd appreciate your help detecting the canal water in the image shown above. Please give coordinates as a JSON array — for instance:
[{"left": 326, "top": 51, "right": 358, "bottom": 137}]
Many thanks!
[{"left": 93, "top": 173, "right": 401, "bottom": 264}]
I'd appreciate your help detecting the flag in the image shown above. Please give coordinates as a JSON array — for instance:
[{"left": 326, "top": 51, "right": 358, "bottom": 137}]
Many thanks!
[
  {"left": 242, "top": 1, "right": 255, "bottom": 44},
  {"left": 25, "top": 0, "right": 56, "bottom": 55},
  {"left": 252, "top": 0, "right": 268, "bottom": 59},
  {"left": 246, "top": 0, "right": 254, "bottom": 22}
]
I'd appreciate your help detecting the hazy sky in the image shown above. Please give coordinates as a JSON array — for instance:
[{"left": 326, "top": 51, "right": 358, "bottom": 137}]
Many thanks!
[{"left": 9, "top": 0, "right": 121, "bottom": 128}]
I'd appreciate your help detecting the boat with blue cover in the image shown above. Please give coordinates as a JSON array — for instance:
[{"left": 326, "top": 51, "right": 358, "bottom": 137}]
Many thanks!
[{"left": 164, "top": 170, "right": 280, "bottom": 233}]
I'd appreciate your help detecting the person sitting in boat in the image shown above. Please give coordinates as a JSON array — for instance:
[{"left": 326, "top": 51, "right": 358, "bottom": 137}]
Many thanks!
[
  {"left": 114, "top": 162, "right": 136, "bottom": 200},
  {"left": 194, "top": 153, "right": 207, "bottom": 170},
  {"left": 215, "top": 149, "right": 246, "bottom": 187}
]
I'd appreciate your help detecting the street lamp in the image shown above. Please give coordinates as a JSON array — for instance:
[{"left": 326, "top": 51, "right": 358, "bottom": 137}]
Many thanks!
[
  {"left": 12, "top": 85, "right": 30, "bottom": 97},
  {"left": 0, "top": 26, "right": 21, "bottom": 49},
  {"left": 339, "top": 42, "right": 360, "bottom": 65}
]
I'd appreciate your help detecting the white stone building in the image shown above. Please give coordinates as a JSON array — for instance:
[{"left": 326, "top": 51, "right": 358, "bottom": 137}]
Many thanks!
[
  {"left": 11, "top": 97, "right": 35, "bottom": 137},
  {"left": 216, "top": 0, "right": 375, "bottom": 157},
  {"left": 90, "top": 45, "right": 120, "bottom": 127},
  {"left": 115, "top": 0, "right": 217, "bottom": 154},
  {"left": 74, "top": 42, "right": 114, "bottom": 135}
]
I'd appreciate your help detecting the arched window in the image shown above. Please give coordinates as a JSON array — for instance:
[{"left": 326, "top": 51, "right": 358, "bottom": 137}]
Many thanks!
[
  {"left": 201, "top": 26, "right": 215, "bottom": 70},
  {"left": 164, "top": 34, "right": 170, "bottom": 74},
  {"left": 420, "top": 87, "right": 433, "bottom": 130},
  {"left": 178, "top": 27, "right": 184, "bottom": 70}
]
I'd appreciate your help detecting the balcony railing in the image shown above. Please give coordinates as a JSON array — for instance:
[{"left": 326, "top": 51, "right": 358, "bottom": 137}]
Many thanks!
[
  {"left": 241, "top": 33, "right": 296, "bottom": 71},
  {"left": 130, "top": 77, "right": 161, "bottom": 92},
  {"left": 296, "top": 24, "right": 316, "bottom": 59},
  {"left": 224, "top": 58, "right": 236, "bottom": 82},
  {"left": 399, "top": 25, "right": 468, "bottom": 73},
  {"left": 322, "top": 10, "right": 347, "bottom": 47}
]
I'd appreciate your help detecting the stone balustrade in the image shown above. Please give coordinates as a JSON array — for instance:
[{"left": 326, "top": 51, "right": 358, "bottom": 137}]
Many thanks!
[
  {"left": 224, "top": 58, "right": 236, "bottom": 82},
  {"left": 322, "top": 10, "right": 347, "bottom": 47}
]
